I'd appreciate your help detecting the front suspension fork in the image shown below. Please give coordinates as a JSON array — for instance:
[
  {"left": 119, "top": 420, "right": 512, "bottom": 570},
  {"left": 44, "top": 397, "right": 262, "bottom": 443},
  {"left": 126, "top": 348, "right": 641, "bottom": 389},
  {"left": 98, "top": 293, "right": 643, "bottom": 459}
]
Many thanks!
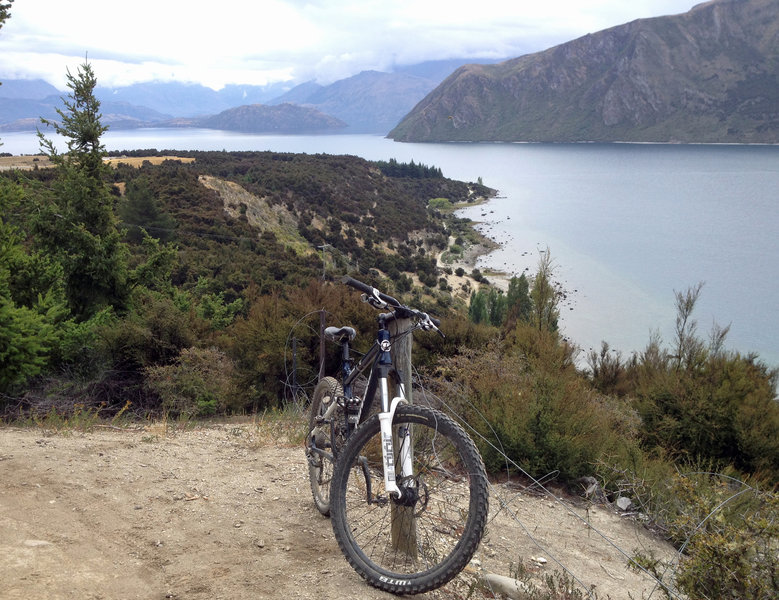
[{"left": 378, "top": 383, "right": 412, "bottom": 499}]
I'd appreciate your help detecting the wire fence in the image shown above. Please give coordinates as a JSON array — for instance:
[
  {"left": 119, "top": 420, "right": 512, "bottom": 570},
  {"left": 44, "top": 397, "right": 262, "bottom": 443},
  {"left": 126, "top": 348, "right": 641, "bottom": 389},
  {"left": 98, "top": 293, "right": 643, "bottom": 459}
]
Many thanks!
[{"left": 281, "top": 299, "right": 775, "bottom": 600}]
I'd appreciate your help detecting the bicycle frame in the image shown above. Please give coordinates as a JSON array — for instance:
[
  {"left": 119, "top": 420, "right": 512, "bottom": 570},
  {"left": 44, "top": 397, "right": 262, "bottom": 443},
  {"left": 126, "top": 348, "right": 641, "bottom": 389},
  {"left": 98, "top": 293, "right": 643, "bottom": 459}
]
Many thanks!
[
  {"left": 324, "top": 316, "right": 413, "bottom": 499},
  {"left": 313, "top": 276, "right": 488, "bottom": 595}
]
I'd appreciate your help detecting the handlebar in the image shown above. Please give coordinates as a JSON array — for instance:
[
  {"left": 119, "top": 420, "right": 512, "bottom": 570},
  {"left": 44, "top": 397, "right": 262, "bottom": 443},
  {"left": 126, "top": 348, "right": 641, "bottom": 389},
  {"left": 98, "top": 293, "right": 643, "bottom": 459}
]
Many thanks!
[
  {"left": 340, "top": 275, "right": 442, "bottom": 330},
  {"left": 341, "top": 275, "right": 401, "bottom": 308}
]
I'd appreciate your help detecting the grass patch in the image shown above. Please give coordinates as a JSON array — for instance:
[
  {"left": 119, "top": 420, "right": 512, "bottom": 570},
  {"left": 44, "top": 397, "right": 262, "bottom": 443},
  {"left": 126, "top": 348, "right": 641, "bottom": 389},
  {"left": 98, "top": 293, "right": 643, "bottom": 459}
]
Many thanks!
[{"left": 104, "top": 156, "right": 196, "bottom": 168}]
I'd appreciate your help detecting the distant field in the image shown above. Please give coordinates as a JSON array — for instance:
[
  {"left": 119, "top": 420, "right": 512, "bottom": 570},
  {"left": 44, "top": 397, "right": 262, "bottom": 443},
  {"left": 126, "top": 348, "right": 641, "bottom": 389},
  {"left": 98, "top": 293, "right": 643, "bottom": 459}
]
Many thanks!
[
  {"left": 0, "top": 155, "right": 196, "bottom": 170},
  {"left": 104, "top": 156, "right": 196, "bottom": 168},
  {"left": 0, "top": 155, "right": 54, "bottom": 170}
]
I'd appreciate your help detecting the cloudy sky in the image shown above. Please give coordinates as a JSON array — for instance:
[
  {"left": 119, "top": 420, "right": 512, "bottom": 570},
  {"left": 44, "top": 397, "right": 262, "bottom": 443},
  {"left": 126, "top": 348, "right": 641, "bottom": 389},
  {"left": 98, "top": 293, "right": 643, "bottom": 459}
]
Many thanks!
[{"left": 0, "top": 0, "right": 700, "bottom": 90}]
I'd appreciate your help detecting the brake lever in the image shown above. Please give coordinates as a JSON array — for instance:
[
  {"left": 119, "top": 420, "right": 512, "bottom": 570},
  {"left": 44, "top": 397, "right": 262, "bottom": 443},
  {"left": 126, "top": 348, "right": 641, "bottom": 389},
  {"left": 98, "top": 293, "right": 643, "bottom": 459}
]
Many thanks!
[
  {"left": 419, "top": 313, "right": 445, "bottom": 338},
  {"left": 360, "top": 292, "right": 388, "bottom": 310}
]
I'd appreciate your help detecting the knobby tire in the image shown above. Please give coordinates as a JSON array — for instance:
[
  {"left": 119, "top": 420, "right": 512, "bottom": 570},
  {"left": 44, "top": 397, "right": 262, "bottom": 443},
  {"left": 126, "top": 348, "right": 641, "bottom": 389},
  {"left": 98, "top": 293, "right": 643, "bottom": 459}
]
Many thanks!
[{"left": 329, "top": 404, "right": 489, "bottom": 594}]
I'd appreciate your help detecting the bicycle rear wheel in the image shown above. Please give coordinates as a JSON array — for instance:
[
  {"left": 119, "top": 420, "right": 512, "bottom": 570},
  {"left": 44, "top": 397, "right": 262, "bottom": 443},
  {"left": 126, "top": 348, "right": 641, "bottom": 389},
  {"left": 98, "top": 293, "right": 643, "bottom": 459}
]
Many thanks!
[
  {"left": 330, "top": 404, "right": 488, "bottom": 594},
  {"left": 306, "top": 376, "right": 344, "bottom": 516}
]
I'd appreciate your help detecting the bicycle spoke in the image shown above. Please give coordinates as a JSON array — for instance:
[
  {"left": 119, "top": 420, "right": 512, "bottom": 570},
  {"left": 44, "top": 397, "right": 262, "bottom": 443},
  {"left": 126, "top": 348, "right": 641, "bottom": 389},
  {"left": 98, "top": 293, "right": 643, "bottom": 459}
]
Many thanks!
[{"left": 331, "top": 405, "right": 488, "bottom": 593}]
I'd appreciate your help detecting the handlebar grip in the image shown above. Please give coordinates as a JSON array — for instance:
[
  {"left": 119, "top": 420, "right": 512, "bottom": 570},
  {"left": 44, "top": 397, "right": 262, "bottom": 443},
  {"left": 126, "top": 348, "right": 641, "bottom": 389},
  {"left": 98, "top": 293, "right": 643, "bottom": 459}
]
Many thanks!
[
  {"left": 340, "top": 276, "right": 401, "bottom": 308},
  {"left": 340, "top": 276, "right": 374, "bottom": 295}
]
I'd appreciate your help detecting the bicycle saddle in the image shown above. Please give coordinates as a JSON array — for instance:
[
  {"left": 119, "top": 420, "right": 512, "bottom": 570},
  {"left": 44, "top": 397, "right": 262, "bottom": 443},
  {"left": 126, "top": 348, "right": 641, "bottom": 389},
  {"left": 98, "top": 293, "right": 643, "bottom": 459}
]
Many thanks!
[{"left": 324, "top": 326, "right": 357, "bottom": 343}]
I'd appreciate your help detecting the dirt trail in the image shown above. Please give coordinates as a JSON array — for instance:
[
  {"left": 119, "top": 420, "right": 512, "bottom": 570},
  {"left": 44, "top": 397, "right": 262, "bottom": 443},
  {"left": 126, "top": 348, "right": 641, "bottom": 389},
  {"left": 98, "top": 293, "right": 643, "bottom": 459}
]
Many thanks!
[{"left": 0, "top": 422, "right": 675, "bottom": 599}]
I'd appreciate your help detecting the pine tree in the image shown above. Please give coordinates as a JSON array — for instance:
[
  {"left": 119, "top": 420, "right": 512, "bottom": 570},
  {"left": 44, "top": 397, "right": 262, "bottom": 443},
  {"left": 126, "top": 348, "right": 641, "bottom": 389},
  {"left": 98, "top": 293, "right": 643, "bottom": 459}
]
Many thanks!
[
  {"left": 0, "top": 1, "right": 12, "bottom": 28},
  {"left": 0, "top": 178, "right": 67, "bottom": 392},
  {"left": 468, "top": 290, "right": 488, "bottom": 324},
  {"left": 506, "top": 273, "right": 532, "bottom": 325},
  {"left": 119, "top": 176, "right": 176, "bottom": 244},
  {"left": 487, "top": 288, "right": 507, "bottom": 327},
  {"left": 36, "top": 60, "right": 129, "bottom": 320}
]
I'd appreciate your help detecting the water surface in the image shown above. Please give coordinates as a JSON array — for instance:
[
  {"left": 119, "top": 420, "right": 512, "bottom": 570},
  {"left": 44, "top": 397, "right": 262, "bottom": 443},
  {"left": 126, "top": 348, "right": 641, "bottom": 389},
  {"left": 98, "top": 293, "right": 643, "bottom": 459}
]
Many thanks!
[{"left": 4, "top": 130, "right": 777, "bottom": 367}]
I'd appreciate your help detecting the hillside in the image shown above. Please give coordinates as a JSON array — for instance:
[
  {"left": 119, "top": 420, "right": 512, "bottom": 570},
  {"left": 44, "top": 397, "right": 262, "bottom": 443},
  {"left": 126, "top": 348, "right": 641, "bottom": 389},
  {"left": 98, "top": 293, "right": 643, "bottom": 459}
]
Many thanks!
[
  {"left": 99, "top": 150, "right": 493, "bottom": 310},
  {"left": 194, "top": 103, "right": 347, "bottom": 133},
  {"left": 277, "top": 70, "right": 440, "bottom": 133},
  {"left": 390, "top": 0, "right": 779, "bottom": 143}
]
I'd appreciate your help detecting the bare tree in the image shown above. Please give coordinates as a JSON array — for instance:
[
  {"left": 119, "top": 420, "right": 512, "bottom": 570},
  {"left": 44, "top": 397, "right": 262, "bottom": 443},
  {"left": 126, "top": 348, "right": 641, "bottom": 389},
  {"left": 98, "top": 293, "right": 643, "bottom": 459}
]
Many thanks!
[
  {"left": 530, "top": 247, "right": 560, "bottom": 332},
  {"left": 673, "top": 282, "right": 706, "bottom": 370}
]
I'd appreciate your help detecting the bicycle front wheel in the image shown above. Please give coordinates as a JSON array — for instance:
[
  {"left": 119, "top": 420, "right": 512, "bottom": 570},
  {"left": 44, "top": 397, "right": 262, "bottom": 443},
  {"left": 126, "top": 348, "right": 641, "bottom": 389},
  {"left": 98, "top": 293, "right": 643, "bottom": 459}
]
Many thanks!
[{"left": 330, "top": 404, "right": 488, "bottom": 594}]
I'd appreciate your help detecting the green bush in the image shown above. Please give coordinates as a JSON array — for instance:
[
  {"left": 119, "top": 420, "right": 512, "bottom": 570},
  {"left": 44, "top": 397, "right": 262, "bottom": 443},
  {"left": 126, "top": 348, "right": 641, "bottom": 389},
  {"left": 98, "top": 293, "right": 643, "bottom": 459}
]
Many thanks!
[
  {"left": 99, "top": 289, "right": 205, "bottom": 370},
  {"left": 677, "top": 476, "right": 777, "bottom": 599},
  {"left": 630, "top": 471, "right": 778, "bottom": 600},
  {"left": 0, "top": 296, "right": 60, "bottom": 391},
  {"left": 428, "top": 197, "right": 452, "bottom": 211},
  {"left": 145, "top": 346, "right": 239, "bottom": 417},
  {"left": 590, "top": 285, "right": 779, "bottom": 484},
  {"left": 226, "top": 292, "right": 299, "bottom": 410},
  {"left": 432, "top": 336, "right": 641, "bottom": 483}
]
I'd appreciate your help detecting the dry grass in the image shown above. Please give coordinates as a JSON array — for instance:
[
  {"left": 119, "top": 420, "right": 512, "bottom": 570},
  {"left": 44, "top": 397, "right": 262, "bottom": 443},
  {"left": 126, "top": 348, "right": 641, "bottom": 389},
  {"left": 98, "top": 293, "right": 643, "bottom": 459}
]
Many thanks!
[
  {"left": 0, "top": 155, "right": 54, "bottom": 170},
  {"left": 104, "top": 156, "right": 196, "bottom": 168},
  {"left": 0, "top": 155, "right": 195, "bottom": 171}
]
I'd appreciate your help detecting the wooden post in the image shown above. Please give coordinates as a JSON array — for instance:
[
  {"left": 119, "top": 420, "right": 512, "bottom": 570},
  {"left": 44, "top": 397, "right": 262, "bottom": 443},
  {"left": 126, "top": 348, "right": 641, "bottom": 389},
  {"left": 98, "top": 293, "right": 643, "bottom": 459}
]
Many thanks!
[{"left": 388, "top": 316, "right": 417, "bottom": 558}]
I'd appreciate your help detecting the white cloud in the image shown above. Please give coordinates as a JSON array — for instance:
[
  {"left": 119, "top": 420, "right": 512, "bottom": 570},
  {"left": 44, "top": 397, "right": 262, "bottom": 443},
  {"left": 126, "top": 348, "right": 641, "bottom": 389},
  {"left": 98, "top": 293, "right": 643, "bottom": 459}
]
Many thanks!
[{"left": 0, "top": 0, "right": 698, "bottom": 89}]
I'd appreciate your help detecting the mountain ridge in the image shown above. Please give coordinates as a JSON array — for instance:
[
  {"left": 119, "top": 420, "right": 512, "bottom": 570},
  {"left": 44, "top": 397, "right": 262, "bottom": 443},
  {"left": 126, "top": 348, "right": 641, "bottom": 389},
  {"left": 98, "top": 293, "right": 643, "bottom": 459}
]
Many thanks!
[
  {"left": 389, "top": 0, "right": 779, "bottom": 143},
  {"left": 0, "top": 58, "right": 501, "bottom": 134},
  {"left": 194, "top": 103, "right": 347, "bottom": 133}
]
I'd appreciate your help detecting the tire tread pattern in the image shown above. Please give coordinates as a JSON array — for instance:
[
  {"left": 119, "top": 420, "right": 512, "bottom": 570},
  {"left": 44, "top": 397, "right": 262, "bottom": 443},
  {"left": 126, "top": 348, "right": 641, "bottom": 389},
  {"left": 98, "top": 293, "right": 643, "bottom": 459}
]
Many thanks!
[{"left": 330, "top": 404, "right": 489, "bottom": 594}]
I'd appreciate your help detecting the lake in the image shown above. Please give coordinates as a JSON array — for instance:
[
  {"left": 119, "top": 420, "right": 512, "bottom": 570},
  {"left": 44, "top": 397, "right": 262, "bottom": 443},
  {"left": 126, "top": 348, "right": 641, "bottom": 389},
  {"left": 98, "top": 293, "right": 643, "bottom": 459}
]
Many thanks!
[{"left": 3, "top": 129, "right": 778, "bottom": 369}]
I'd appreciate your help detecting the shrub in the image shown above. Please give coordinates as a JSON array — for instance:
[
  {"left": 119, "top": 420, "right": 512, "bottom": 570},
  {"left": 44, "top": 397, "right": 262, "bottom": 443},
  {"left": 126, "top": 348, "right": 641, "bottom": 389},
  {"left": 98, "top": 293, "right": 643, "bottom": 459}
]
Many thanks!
[
  {"left": 145, "top": 347, "right": 239, "bottom": 417},
  {"left": 99, "top": 289, "right": 205, "bottom": 370},
  {"left": 674, "top": 483, "right": 778, "bottom": 600},
  {"left": 428, "top": 197, "right": 452, "bottom": 211},
  {"left": 592, "top": 284, "right": 779, "bottom": 484},
  {"left": 628, "top": 346, "right": 779, "bottom": 484},
  {"left": 226, "top": 292, "right": 298, "bottom": 410},
  {"left": 432, "top": 339, "right": 641, "bottom": 483},
  {"left": 0, "top": 295, "right": 62, "bottom": 392},
  {"left": 629, "top": 471, "right": 778, "bottom": 600}
]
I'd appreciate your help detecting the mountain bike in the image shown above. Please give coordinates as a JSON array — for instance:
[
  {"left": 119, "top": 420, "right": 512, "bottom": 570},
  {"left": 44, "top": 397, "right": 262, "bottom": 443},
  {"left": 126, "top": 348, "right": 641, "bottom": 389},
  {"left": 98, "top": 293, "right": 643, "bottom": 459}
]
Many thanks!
[{"left": 305, "top": 276, "right": 489, "bottom": 594}]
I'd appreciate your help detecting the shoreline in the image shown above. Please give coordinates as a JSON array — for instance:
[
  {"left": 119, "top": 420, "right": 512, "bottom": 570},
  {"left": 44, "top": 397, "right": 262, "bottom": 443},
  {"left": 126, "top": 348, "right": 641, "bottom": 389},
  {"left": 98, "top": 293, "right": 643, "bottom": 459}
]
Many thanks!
[
  {"left": 451, "top": 202, "right": 512, "bottom": 291},
  {"left": 436, "top": 208, "right": 514, "bottom": 296},
  {"left": 445, "top": 204, "right": 579, "bottom": 330}
]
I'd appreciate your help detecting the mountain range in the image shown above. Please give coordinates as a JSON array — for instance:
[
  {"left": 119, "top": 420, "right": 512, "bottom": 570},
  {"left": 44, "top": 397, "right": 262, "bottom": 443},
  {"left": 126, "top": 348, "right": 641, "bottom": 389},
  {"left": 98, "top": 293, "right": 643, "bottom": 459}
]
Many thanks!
[
  {"left": 2, "top": 0, "right": 777, "bottom": 142},
  {"left": 390, "top": 0, "right": 778, "bottom": 143},
  {"left": 0, "top": 59, "right": 496, "bottom": 134}
]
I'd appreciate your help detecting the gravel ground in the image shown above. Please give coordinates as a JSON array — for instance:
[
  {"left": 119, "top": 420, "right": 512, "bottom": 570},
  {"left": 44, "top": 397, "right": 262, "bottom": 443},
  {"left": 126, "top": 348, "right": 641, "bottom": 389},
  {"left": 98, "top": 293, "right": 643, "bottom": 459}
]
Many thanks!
[{"left": 0, "top": 420, "right": 676, "bottom": 599}]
